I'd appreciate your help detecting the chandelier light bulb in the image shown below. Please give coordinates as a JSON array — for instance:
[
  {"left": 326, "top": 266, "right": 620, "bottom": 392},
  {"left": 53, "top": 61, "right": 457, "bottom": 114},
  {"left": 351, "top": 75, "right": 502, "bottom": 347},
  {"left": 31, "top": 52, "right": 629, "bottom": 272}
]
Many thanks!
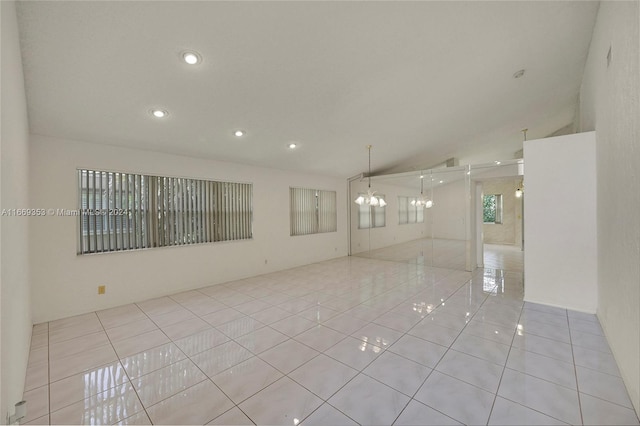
[{"left": 354, "top": 188, "right": 387, "bottom": 207}]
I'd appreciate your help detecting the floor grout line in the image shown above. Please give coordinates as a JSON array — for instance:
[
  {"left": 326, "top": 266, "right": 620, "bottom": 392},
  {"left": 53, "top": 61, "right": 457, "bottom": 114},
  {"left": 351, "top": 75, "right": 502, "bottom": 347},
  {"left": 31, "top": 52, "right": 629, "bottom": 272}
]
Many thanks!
[{"left": 21, "top": 253, "right": 636, "bottom": 426}]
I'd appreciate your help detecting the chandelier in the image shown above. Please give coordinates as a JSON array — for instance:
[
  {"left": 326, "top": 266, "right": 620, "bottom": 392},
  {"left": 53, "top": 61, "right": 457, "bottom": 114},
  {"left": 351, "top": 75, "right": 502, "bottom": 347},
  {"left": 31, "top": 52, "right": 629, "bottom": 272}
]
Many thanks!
[
  {"left": 354, "top": 145, "right": 386, "bottom": 207},
  {"left": 410, "top": 173, "right": 433, "bottom": 208}
]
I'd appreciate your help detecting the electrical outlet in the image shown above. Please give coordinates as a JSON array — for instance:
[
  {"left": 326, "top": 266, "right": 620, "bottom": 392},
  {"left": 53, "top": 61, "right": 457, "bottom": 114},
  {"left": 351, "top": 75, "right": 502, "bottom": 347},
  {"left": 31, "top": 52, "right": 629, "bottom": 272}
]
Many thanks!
[{"left": 98, "top": 285, "right": 106, "bottom": 295}]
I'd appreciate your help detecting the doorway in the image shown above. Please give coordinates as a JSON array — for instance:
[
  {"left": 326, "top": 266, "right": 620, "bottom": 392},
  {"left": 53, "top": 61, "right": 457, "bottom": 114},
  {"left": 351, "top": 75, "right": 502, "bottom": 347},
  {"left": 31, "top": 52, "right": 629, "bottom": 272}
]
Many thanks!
[{"left": 479, "top": 177, "right": 524, "bottom": 273}]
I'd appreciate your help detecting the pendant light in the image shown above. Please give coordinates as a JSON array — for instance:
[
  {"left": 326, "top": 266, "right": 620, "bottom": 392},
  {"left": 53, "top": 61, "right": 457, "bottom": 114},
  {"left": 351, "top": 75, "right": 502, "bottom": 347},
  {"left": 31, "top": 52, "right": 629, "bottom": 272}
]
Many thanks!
[
  {"left": 411, "top": 172, "right": 433, "bottom": 209},
  {"left": 354, "top": 145, "right": 387, "bottom": 207}
]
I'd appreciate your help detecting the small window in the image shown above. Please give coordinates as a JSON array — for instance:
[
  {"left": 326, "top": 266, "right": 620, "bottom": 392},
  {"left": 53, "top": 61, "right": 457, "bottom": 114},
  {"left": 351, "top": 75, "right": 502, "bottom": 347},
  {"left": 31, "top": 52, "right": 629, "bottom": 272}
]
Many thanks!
[
  {"left": 290, "top": 187, "right": 337, "bottom": 236},
  {"left": 483, "top": 194, "right": 503, "bottom": 224},
  {"left": 398, "top": 196, "right": 425, "bottom": 225},
  {"left": 358, "top": 194, "right": 386, "bottom": 229}
]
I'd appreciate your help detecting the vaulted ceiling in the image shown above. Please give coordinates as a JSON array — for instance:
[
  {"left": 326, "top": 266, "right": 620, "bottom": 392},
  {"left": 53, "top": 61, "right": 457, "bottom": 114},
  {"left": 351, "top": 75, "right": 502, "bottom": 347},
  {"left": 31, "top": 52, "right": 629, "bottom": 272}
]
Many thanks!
[{"left": 17, "top": 1, "right": 598, "bottom": 178}]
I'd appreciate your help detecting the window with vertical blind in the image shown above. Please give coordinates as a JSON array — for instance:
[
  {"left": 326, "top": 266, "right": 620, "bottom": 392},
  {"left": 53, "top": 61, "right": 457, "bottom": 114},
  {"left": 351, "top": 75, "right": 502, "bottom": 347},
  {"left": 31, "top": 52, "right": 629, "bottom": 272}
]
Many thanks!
[
  {"left": 357, "top": 194, "right": 386, "bottom": 229},
  {"left": 289, "top": 187, "right": 337, "bottom": 236},
  {"left": 78, "top": 169, "right": 252, "bottom": 254},
  {"left": 398, "top": 196, "right": 425, "bottom": 225}
]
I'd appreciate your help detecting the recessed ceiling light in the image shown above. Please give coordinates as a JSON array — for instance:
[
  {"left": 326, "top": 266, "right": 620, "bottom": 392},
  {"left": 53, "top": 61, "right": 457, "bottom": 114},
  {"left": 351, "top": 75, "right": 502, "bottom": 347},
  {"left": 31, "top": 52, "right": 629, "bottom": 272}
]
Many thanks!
[
  {"left": 420, "top": 175, "right": 424, "bottom": 179},
  {"left": 182, "top": 51, "right": 201, "bottom": 65},
  {"left": 513, "top": 69, "right": 525, "bottom": 79},
  {"left": 234, "top": 130, "right": 245, "bottom": 137},
  {"left": 150, "top": 109, "right": 168, "bottom": 118},
  {"left": 439, "top": 180, "right": 444, "bottom": 184},
  {"left": 288, "top": 143, "right": 297, "bottom": 149},
  {"left": 495, "top": 161, "right": 501, "bottom": 165}
]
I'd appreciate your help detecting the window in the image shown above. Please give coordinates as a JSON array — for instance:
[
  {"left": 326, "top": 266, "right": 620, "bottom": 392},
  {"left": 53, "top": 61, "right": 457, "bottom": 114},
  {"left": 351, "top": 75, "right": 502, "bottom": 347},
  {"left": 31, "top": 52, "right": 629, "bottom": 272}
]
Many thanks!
[
  {"left": 357, "top": 194, "right": 386, "bottom": 229},
  {"left": 78, "top": 169, "right": 252, "bottom": 254},
  {"left": 398, "top": 196, "right": 425, "bottom": 225},
  {"left": 483, "top": 194, "right": 503, "bottom": 224},
  {"left": 289, "top": 187, "right": 337, "bottom": 236}
]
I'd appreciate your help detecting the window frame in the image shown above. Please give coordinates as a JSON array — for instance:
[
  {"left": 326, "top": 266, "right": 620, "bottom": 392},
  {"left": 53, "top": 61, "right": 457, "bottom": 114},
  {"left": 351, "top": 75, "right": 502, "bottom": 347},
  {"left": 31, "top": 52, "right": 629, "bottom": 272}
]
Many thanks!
[
  {"left": 483, "top": 193, "right": 503, "bottom": 224},
  {"left": 77, "top": 169, "right": 253, "bottom": 255},
  {"left": 357, "top": 193, "right": 386, "bottom": 229},
  {"left": 398, "top": 196, "right": 425, "bottom": 225},
  {"left": 289, "top": 187, "right": 338, "bottom": 236}
]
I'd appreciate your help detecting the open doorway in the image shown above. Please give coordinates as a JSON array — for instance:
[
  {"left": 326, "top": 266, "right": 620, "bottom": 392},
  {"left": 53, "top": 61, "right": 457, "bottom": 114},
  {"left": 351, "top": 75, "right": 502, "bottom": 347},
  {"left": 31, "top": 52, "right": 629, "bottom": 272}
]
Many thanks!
[{"left": 480, "top": 177, "right": 524, "bottom": 273}]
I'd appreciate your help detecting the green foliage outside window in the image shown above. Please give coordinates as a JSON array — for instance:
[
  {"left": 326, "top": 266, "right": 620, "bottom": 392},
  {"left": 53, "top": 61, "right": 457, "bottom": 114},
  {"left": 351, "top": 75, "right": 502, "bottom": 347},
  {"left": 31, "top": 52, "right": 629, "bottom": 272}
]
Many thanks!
[{"left": 483, "top": 194, "right": 501, "bottom": 224}]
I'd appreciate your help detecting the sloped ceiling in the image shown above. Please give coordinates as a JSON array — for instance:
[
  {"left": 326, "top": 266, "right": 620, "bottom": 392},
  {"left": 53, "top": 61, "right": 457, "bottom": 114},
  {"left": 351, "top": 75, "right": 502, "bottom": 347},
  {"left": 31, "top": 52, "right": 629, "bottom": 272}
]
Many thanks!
[{"left": 16, "top": 1, "right": 598, "bottom": 177}]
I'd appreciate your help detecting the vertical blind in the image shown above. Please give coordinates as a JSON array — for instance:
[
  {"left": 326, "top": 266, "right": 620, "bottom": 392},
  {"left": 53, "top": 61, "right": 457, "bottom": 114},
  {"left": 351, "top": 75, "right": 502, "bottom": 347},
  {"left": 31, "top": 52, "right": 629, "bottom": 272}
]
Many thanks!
[
  {"left": 398, "top": 196, "right": 409, "bottom": 224},
  {"left": 357, "top": 193, "right": 386, "bottom": 229},
  {"left": 289, "top": 187, "right": 337, "bottom": 236},
  {"left": 78, "top": 170, "right": 252, "bottom": 254},
  {"left": 398, "top": 196, "right": 425, "bottom": 225}
]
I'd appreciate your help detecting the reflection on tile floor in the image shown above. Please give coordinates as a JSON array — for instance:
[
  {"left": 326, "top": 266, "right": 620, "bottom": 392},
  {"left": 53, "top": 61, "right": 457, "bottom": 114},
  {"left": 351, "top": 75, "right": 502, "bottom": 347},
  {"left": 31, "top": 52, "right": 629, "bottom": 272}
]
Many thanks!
[
  {"left": 23, "top": 257, "right": 639, "bottom": 425},
  {"left": 483, "top": 243, "right": 524, "bottom": 273},
  {"left": 353, "top": 238, "right": 525, "bottom": 274},
  {"left": 354, "top": 238, "right": 467, "bottom": 270}
]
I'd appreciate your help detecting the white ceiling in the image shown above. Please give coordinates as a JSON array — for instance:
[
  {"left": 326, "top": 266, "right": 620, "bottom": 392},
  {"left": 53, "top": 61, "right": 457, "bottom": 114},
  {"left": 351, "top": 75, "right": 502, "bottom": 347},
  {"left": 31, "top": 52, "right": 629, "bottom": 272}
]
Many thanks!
[{"left": 16, "top": 1, "right": 598, "bottom": 178}]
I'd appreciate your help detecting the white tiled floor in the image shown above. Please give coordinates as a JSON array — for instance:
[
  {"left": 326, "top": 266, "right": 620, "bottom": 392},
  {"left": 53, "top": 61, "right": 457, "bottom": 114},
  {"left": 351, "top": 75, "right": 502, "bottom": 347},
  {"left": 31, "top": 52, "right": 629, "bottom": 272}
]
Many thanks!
[
  {"left": 483, "top": 244, "right": 524, "bottom": 273},
  {"left": 22, "top": 257, "right": 639, "bottom": 425}
]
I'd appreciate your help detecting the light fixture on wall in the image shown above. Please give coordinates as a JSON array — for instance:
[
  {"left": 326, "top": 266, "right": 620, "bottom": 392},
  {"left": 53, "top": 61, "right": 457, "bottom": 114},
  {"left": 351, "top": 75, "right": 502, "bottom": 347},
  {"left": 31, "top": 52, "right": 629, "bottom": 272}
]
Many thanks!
[
  {"left": 515, "top": 179, "right": 524, "bottom": 198},
  {"left": 354, "top": 145, "right": 386, "bottom": 207},
  {"left": 411, "top": 172, "right": 434, "bottom": 208}
]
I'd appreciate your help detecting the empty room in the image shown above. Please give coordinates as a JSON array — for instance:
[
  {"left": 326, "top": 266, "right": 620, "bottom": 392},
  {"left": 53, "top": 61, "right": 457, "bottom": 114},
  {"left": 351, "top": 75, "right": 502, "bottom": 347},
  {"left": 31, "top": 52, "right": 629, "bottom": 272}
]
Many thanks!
[{"left": 1, "top": 1, "right": 639, "bottom": 425}]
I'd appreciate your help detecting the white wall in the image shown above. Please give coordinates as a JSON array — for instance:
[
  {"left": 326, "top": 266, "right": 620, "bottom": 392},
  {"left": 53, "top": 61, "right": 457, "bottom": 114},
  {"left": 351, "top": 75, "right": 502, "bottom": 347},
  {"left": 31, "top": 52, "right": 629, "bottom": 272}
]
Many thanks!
[
  {"left": 29, "top": 135, "right": 348, "bottom": 323},
  {"left": 523, "top": 132, "right": 597, "bottom": 313},
  {"left": 0, "top": 0, "right": 32, "bottom": 419},
  {"left": 430, "top": 179, "right": 467, "bottom": 241},
  {"left": 579, "top": 0, "right": 640, "bottom": 413}
]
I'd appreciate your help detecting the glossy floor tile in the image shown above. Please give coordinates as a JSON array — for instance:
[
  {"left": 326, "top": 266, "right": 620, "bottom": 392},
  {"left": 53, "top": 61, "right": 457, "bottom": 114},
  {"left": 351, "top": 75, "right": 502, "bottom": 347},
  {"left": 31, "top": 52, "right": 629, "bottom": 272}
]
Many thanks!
[{"left": 22, "top": 256, "right": 639, "bottom": 425}]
